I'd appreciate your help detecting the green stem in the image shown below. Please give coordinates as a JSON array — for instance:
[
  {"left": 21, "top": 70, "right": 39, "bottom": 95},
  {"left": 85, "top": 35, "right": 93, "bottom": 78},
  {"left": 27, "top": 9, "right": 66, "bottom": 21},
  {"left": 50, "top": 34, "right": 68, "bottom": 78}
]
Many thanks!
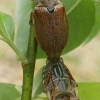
[
  {"left": 0, "top": 30, "right": 27, "bottom": 63},
  {"left": 0, "top": 37, "right": 6, "bottom": 41},
  {"left": 21, "top": 63, "right": 33, "bottom": 100},
  {"left": 7, "top": 40, "right": 27, "bottom": 63},
  {"left": 21, "top": 16, "right": 37, "bottom": 100}
]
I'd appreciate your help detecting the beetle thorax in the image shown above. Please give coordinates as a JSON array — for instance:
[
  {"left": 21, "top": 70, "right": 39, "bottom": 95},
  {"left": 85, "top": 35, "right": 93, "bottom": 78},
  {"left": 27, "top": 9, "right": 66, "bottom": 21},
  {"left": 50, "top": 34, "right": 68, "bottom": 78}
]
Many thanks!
[{"left": 35, "top": 0, "right": 60, "bottom": 7}]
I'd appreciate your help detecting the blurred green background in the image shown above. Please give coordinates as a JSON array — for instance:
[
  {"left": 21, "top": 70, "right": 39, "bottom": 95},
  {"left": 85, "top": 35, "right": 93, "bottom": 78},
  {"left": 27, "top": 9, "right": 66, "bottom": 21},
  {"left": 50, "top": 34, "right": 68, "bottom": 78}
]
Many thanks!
[{"left": 0, "top": 0, "right": 100, "bottom": 86}]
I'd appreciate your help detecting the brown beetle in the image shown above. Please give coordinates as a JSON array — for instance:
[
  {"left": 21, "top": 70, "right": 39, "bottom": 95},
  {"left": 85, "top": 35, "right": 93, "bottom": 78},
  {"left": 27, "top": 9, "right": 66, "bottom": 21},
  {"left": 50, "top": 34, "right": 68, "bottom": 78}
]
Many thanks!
[
  {"left": 43, "top": 58, "right": 79, "bottom": 100},
  {"left": 32, "top": 0, "right": 79, "bottom": 100},
  {"left": 33, "top": 0, "right": 69, "bottom": 60}
]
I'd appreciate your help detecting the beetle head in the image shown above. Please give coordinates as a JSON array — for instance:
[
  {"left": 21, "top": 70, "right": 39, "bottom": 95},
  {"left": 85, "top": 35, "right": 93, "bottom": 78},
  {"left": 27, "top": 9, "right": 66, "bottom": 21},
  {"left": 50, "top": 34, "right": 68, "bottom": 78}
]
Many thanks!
[{"left": 35, "top": 0, "right": 61, "bottom": 13}]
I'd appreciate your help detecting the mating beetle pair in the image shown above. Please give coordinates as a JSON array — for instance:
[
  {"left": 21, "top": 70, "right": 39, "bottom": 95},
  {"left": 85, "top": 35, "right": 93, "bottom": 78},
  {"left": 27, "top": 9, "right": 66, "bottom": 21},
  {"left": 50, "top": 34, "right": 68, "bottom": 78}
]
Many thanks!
[
  {"left": 43, "top": 59, "right": 79, "bottom": 100},
  {"left": 32, "top": 0, "right": 79, "bottom": 99}
]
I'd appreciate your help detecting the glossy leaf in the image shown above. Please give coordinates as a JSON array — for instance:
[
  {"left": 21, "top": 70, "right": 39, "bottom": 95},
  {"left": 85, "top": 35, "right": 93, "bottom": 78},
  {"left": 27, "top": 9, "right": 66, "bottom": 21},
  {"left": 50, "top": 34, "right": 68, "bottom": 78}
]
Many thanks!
[
  {"left": 0, "top": 12, "right": 15, "bottom": 41},
  {"left": 83, "top": 1, "right": 100, "bottom": 44},
  {"left": 78, "top": 82, "right": 100, "bottom": 100},
  {"left": 0, "top": 83, "right": 20, "bottom": 100},
  {"left": 15, "top": 85, "right": 22, "bottom": 95},
  {"left": 15, "top": 0, "right": 33, "bottom": 56},
  {"left": 32, "top": 67, "right": 44, "bottom": 99},
  {"left": 33, "top": 93, "right": 47, "bottom": 100},
  {"left": 62, "top": 0, "right": 95, "bottom": 54},
  {"left": 61, "top": 0, "right": 81, "bottom": 14}
]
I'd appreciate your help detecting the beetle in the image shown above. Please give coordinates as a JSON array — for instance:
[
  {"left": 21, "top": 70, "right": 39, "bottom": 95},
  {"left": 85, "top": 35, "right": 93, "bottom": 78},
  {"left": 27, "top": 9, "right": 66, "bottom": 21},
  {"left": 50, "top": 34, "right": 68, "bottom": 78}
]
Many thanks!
[
  {"left": 33, "top": 0, "right": 69, "bottom": 60},
  {"left": 42, "top": 58, "right": 79, "bottom": 100},
  {"left": 32, "top": 0, "right": 79, "bottom": 99}
]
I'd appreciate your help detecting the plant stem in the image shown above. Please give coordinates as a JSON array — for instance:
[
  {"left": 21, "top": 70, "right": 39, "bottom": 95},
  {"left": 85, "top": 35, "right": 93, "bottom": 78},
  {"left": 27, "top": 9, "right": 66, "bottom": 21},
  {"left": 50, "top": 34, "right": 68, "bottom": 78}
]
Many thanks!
[
  {"left": 7, "top": 40, "right": 27, "bottom": 63},
  {"left": 21, "top": 15, "right": 37, "bottom": 100},
  {"left": 0, "top": 30, "right": 27, "bottom": 63}
]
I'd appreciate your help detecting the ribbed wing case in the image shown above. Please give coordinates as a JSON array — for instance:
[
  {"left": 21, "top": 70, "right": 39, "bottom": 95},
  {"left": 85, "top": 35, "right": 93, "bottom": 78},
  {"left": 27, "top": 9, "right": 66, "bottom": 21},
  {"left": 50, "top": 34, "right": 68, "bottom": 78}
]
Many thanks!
[{"left": 33, "top": 3, "right": 69, "bottom": 59}]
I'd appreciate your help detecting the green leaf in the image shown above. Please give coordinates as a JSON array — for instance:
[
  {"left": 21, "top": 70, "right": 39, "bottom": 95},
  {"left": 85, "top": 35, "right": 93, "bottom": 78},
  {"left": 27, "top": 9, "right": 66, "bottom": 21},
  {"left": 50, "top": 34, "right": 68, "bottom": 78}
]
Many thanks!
[
  {"left": 15, "top": 85, "right": 22, "bottom": 95},
  {"left": 0, "top": 83, "right": 21, "bottom": 100},
  {"left": 15, "top": 0, "right": 33, "bottom": 56},
  {"left": 78, "top": 82, "right": 100, "bottom": 100},
  {"left": 15, "top": 85, "right": 22, "bottom": 100},
  {"left": 32, "top": 67, "right": 44, "bottom": 99},
  {"left": 33, "top": 93, "right": 47, "bottom": 100},
  {"left": 0, "top": 12, "right": 26, "bottom": 63},
  {"left": 16, "top": 0, "right": 95, "bottom": 58},
  {"left": 83, "top": 1, "right": 100, "bottom": 44},
  {"left": 0, "top": 12, "right": 15, "bottom": 41},
  {"left": 61, "top": 0, "right": 81, "bottom": 14},
  {"left": 62, "top": 0, "right": 95, "bottom": 54}
]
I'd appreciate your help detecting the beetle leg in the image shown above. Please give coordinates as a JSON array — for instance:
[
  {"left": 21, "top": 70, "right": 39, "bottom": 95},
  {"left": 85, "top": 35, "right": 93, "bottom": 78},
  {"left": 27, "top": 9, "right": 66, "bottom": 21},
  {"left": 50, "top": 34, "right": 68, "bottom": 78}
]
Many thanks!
[
  {"left": 29, "top": 12, "right": 33, "bottom": 25},
  {"left": 60, "top": 57, "right": 64, "bottom": 63},
  {"left": 60, "top": 57, "right": 75, "bottom": 82},
  {"left": 51, "top": 88, "right": 57, "bottom": 100},
  {"left": 60, "top": 57, "right": 73, "bottom": 82},
  {"left": 45, "top": 72, "right": 52, "bottom": 88},
  {"left": 63, "top": 64, "right": 76, "bottom": 82}
]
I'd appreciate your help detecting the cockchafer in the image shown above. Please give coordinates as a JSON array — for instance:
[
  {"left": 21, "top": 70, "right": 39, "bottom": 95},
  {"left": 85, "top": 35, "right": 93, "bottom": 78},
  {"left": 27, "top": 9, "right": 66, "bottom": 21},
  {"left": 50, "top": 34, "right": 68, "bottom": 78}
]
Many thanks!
[
  {"left": 43, "top": 58, "right": 79, "bottom": 100},
  {"left": 33, "top": 0, "right": 69, "bottom": 60},
  {"left": 32, "top": 0, "right": 79, "bottom": 99}
]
